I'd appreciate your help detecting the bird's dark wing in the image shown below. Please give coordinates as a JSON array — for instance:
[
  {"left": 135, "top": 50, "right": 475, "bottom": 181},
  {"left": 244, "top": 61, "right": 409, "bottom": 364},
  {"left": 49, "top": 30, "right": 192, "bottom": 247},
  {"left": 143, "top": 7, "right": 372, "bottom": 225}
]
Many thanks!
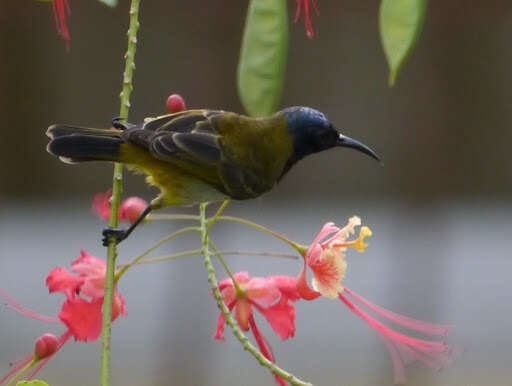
[
  {"left": 145, "top": 110, "right": 224, "bottom": 164},
  {"left": 123, "top": 110, "right": 266, "bottom": 199}
]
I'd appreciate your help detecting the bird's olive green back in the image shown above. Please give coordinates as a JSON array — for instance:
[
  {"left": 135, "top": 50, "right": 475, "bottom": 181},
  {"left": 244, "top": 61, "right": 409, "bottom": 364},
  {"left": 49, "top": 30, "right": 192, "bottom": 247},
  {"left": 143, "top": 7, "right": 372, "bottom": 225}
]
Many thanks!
[
  {"left": 213, "top": 112, "right": 293, "bottom": 188},
  {"left": 119, "top": 110, "right": 294, "bottom": 203}
]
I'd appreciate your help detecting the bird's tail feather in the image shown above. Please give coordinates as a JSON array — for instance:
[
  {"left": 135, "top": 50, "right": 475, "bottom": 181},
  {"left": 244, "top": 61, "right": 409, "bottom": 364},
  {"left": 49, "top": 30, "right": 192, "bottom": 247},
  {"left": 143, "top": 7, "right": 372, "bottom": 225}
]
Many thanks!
[{"left": 46, "top": 124, "right": 124, "bottom": 164}]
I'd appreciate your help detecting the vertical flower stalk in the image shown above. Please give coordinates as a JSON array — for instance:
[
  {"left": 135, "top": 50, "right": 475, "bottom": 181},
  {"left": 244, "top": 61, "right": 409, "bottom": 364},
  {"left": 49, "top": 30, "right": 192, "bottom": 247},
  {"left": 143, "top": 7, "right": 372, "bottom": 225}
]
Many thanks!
[{"left": 100, "top": 0, "right": 141, "bottom": 385}]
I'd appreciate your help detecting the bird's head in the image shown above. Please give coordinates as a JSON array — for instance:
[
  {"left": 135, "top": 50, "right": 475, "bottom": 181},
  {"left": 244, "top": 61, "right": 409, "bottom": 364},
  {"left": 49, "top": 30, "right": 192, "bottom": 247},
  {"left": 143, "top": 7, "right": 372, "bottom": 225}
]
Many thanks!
[{"left": 281, "top": 106, "right": 380, "bottom": 163}]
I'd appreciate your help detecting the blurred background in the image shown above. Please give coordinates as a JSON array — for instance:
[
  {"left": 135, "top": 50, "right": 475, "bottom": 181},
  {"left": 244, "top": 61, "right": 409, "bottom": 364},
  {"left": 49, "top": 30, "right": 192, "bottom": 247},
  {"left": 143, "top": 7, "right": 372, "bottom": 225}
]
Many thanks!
[{"left": 1, "top": 1, "right": 511, "bottom": 385}]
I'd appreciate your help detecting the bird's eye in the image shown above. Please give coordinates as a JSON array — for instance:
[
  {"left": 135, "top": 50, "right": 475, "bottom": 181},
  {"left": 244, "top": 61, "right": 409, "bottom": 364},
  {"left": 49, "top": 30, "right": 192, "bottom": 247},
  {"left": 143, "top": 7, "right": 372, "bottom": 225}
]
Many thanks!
[{"left": 320, "top": 128, "right": 337, "bottom": 145}]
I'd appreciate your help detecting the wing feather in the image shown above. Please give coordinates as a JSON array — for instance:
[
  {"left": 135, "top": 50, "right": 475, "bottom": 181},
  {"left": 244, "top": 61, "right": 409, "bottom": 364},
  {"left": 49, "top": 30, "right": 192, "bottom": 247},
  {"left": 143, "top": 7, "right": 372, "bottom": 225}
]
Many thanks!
[{"left": 123, "top": 109, "right": 268, "bottom": 199}]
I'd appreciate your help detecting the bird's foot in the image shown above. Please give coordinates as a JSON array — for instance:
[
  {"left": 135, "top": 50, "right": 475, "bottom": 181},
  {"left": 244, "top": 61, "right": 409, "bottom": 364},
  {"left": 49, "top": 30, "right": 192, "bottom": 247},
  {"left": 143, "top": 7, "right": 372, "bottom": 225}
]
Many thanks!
[
  {"left": 102, "top": 227, "right": 128, "bottom": 246},
  {"left": 111, "top": 117, "right": 135, "bottom": 131}
]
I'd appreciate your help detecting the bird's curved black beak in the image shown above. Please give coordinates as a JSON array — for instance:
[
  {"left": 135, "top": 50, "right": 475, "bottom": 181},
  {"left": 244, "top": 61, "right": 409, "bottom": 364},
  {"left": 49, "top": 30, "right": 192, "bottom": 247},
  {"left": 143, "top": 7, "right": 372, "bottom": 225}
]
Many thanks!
[{"left": 337, "top": 134, "right": 381, "bottom": 163}]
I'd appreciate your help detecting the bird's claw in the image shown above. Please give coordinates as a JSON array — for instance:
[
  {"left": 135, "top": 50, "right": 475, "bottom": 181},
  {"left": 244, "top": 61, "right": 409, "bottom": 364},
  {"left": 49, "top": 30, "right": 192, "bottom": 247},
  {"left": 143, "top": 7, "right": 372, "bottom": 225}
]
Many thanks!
[
  {"left": 102, "top": 227, "right": 128, "bottom": 247},
  {"left": 111, "top": 117, "right": 134, "bottom": 131}
]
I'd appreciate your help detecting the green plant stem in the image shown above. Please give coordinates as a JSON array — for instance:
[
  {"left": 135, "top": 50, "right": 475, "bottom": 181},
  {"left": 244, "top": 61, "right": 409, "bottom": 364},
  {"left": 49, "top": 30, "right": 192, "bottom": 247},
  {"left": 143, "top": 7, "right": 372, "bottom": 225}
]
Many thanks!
[
  {"left": 147, "top": 213, "right": 199, "bottom": 221},
  {"left": 124, "top": 249, "right": 203, "bottom": 266},
  {"left": 215, "top": 215, "right": 307, "bottom": 254},
  {"left": 100, "top": 0, "right": 141, "bottom": 385},
  {"left": 126, "top": 249, "right": 298, "bottom": 267},
  {"left": 208, "top": 239, "right": 242, "bottom": 294},
  {"left": 114, "top": 226, "right": 200, "bottom": 281},
  {"left": 199, "top": 203, "right": 313, "bottom": 386},
  {"left": 207, "top": 200, "right": 230, "bottom": 231}
]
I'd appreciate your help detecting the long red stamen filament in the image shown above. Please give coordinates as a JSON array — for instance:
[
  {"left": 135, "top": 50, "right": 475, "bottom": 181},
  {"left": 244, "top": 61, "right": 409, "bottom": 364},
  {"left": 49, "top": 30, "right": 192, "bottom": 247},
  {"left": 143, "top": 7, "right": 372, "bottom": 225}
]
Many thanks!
[
  {"left": 339, "top": 293, "right": 450, "bottom": 353},
  {"left": 0, "top": 355, "right": 33, "bottom": 384},
  {"left": 248, "top": 316, "right": 285, "bottom": 386},
  {"left": 338, "top": 292, "right": 457, "bottom": 384},
  {"left": 0, "top": 288, "right": 59, "bottom": 323},
  {"left": 344, "top": 288, "right": 453, "bottom": 336}
]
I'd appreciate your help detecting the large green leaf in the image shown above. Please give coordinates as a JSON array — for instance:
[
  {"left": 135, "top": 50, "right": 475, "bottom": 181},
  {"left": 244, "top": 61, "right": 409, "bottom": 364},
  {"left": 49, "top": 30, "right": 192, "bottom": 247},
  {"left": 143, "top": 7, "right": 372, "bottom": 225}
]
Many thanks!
[
  {"left": 379, "top": 0, "right": 427, "bottom": 86},
  {"left": 238, "top": 0, "right": 288, "bottom": 117}
]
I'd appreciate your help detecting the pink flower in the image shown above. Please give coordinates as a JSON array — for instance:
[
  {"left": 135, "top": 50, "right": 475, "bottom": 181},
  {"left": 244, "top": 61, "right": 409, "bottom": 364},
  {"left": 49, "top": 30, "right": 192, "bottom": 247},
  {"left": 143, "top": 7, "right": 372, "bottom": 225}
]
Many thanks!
[
  {"left": 166, "top": 94, "right": 187, "bottom": 113},
  {"left": 298, "top": 218, "right": 461, "bottom": 384},
  {"left": 0, "top": 332, "right": 71, "bottom": 385},
  {"left": 52, "top": 0, "right": 71, "bottom": 51},
  {"left": 47, "top": 250, "right": 127, "bottom": 341},
  {"left": 297, "top": 216, "right": 370, "bottom": 300},
  {"left": 214, "top": 272, "right": 300, "bottom": 386},
  {"left": 295, "top": 0, "right": 320, "bottom": 38},
  {"left": 1, "top": 251, "right": 127, "bottom": 382},
  {"left": 93, "top": 189, "right": 148, "bottom": 223}
]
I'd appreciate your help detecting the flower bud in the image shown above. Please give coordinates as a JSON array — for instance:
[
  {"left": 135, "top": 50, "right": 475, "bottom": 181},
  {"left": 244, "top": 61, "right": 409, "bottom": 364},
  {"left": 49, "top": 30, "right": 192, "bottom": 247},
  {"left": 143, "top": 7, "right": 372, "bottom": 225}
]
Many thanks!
[
  {"left": 34, "top": 333, "right": 59, "bottom": 359},
  {"left": 166, "top": 94, "right": 186, "bottom": 113},
  {"left": 119, "top": 197, "right": 148, "bottom": 223}
]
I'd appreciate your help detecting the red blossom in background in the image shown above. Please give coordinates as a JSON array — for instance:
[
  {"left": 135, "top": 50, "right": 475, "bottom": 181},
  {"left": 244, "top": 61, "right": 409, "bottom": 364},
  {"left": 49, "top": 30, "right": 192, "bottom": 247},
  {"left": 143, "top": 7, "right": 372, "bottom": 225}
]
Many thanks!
[
  {"left": 52, "top": 0, "right": 71, "bottom": 51},
  {"left": 297, "top": 218, "right": 461, "bottom": 384},
  {"left": 93, "top": 189, "right": 148, "bottom": 223},
  {"left": 0, "top": 251, "right": 126, "bottom": 382},
  {"left": 214, "top": 272, "right": 300, "bottom": 386},
  {"left": 295, "top": 0, "right": 320, "bottom": 38}
]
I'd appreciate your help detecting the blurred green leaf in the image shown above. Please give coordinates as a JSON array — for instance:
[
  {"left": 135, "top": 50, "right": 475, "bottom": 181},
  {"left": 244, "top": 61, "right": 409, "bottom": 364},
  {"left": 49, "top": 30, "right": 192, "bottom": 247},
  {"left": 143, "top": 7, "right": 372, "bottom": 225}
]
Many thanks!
[
  {"left": 238, "top": 0, "right": 288, "bottom": 117},
  {"left": 17, "top": 381, "right": 50, "bottom": 386},
  {"left": 379, "top": 0, "right": 427, "bottom": 86},
  {"left": 97, "top": 0, "right": 118, "bottom": 7}
]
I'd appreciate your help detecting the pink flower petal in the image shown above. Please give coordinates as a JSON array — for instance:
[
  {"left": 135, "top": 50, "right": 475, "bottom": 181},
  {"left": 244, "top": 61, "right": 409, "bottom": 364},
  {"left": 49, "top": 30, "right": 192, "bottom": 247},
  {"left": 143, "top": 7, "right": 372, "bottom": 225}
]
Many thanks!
[
  {"left": 92, "top": 190, "right": 112, "bottom": 220},
  {"left": 214, "top": 301, "right": 236, "bottom": 341},
  {"left": 270, "top": 275, "right": 301, "bottom": 301},
  {"left": 71, "top": 250, "right": 106, "bottom": 277},
  {"left": 113, "top": 290, "right": 127, "bottom": 318},
  {"left": 254, "top": 296, "right": 296, "bottom": 340},
  {"left": 297, "top": 265, "right": 321, "bottom": 300},
  {"left": 46, "top": 267, "right": 84, "bottom": 298},
  {"left": 235, "top": 298, "right": 253, "bottom": 331},
  {"left": 310, "top": 222, "right": 339, "bottom": 248},
  {"left": 214, "top": 312, "right": 226, "bottom": 341},
  {"left": 246, "top": 277, "right": 280, "bottom": 307},
  {"left": 59, "top": 297, "right": 103, "bottom": 341}
]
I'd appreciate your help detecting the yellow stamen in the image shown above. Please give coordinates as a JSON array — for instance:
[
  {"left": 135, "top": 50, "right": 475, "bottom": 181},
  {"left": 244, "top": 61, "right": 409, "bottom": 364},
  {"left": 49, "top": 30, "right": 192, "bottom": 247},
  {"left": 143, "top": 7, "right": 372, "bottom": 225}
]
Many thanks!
[{"left": 335, "top": 226, "right": 372, "bottom": 252}]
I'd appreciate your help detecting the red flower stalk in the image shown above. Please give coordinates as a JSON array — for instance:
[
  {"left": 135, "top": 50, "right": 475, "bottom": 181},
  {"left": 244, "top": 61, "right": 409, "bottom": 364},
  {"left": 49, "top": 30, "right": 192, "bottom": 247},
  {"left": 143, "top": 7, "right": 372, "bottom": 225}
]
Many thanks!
[
  {"left": 214, "top": 272, "right": 300, "bottom": 386},
  {"left": 298, "top": 218, "right": 461, "bottom": 383},
  {"left": 93, "top": 189, "right": 148, "bottom": 224},
  {"left": 52, "top": 0, "right": 71, "bottom": 51},
  {"left": 295, "top": 0, "right": 320, "bottom": 38}
]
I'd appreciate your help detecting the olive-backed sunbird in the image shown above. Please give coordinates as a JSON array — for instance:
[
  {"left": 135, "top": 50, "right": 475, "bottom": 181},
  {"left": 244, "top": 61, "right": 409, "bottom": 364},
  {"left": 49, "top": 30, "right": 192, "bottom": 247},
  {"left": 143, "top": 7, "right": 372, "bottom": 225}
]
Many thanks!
[{"left": 46, "top": 106, "right": 380, "bottom": 244}]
